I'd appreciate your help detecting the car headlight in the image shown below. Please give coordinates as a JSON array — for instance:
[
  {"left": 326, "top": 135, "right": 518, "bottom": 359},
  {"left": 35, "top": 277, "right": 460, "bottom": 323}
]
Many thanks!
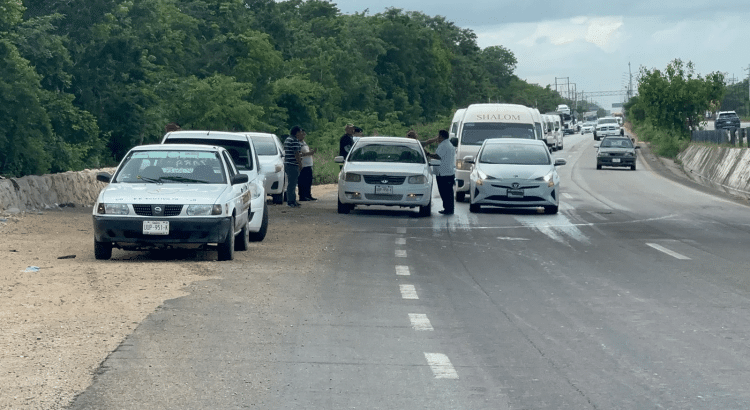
[
  {"left": 456, "top": 159, "right": 473, "bottom": 171},
  {"left": 535, "top": 171, "right": 555, "bottom": 187},
  {"left": 186, "top": 204, "right": 223, "bottom": 216},
  {"left": 624, "top": 152, "right": 635, "bottom": 157},
  {"left": 408, "top": 175, "right": 427, "bottom": 184},
  {"left": 97, "top": 203, "right": 129, "bottom": 215},
  {"left": 474, "top": 169, "right": 490, "bottom": 186},
  {"left": 344, "top": 172, "right": 361, "bottom": 182},
  {"left": 249, "top": 183, "right": 262, "bottom": 199}
]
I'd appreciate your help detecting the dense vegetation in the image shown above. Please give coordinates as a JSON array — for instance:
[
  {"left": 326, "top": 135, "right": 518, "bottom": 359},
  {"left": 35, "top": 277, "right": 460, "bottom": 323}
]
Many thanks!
[
  {"left": 625, "top": 59, "right": 725, "bottom": 157},
  {"left": 1, "top": 0, "right": 569, "bottom": 180}
]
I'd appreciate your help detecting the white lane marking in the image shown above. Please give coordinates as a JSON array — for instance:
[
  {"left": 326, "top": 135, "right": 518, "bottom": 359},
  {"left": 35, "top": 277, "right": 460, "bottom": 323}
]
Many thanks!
[
  {"left": 497, "top": 237, "right": 530, "bottom": 241},
  {"left": 424, "top": 353, "right": 459, "bottom": 379},
  {"left": 400, "top": 284, "right": 419, "bottom": 299},
  {"left": 562, "top": 193, "right": 573, "bottom": 199},
  {"left": 397, "top": 227, "right": 407, "bottom": 234},
  {"left": 395, "top": 249, "right": 407, "bottom": 258},
  {"left": 396, "top": 265, "right": 411, "bottom": 276},
  {"left": 408, "top": 313, "right": 434, "bottom": 331},
  {"left": 395, "top": 237, "right": 406, "bottom": 245},
  {"left": 516, "top": 214, "right": 590, "bottom": 244},
  {"left": 646, "top": 243, "right": 691, "bottom": 260}
]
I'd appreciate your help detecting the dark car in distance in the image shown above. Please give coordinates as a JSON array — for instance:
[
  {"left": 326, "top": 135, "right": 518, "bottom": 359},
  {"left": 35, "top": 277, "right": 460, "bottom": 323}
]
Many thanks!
[
  {"left": 714, "top": 111, "right": 741, "bottom": 130},
  {"left": 596, "top": 136, "right": 640, "bottom": 171}
]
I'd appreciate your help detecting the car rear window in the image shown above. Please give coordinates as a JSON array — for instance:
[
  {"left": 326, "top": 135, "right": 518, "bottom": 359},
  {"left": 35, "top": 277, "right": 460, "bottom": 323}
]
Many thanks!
[
  {"left": 249, "top": 137, "right": 279, "bottom": 156},
  {"left": 163, "top": 138, "right": 254, "bottom": 170},
  {"left": 719, "top": 113, "right": 739, "bottom": 119}
]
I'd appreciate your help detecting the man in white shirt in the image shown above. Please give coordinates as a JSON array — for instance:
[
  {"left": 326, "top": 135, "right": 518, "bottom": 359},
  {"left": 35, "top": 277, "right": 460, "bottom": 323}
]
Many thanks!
[{"left": 425, "top": 129, "right": 456, "bottom": 215}]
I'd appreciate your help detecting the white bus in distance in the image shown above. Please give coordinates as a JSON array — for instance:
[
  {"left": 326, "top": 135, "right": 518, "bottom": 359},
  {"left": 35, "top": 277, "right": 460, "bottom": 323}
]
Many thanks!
[{"left": 454, "top": 103, "right": 538, "bottom": 202}]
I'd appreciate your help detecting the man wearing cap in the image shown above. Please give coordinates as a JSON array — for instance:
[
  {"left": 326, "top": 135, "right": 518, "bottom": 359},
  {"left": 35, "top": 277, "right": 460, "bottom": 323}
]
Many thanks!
[{"left": 284, "top": 126, "right": 305, "bottom": 207}]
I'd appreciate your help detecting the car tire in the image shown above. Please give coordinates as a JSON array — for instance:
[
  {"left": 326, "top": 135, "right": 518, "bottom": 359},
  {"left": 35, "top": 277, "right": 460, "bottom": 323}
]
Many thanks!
[
  {"left": 337, "top": 197, "right": 350, "bottom": 214},
  {"left": 217, "top": 217, "right": 235, "bottom": 261},
  {"left": 235, "top": 212, "right": 250, "bottom": 251},
  {"left": 418, "top": 201, "right": 431, "bottom": 217},
  {"left": 249, "top": 203, "right": 268, "bottom": 242},
  {"left": 272, "top": 193, "right": 283, "bottom": 204},
  {"left": 456, "top": 191, "right": 466, "bottom": 202},
  {"left": 94, "top": 240, "right": 112, "bottom": 260},
  {"left": 631, "top": 164, "right": 636, "bottom": 171},
  {"left": 596, "top": 163, "right": 602, "bottom": 170},
  {"left": 469, "top": 202, "right": 481, "bottom": 213},
  {"left": 545, "top": 205, "right": 559, "bottom": 214}
]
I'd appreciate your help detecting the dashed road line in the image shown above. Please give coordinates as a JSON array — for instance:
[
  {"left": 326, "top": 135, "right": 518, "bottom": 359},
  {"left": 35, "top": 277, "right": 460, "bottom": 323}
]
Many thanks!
[
  {"left": 399, "top": 284, "right": 419, "bottom": 299},
  {"left": 395, "top": 249, "right": 407, "bottom": 258},
  {"left": 424, "top": 353, "right": 459, "bottom": 379},
  {"left": 396, "top": 227, "right": 407, "bottom": 234},
  {"left": 646, "top": 243, "right": 691, "bottom": 260},
  {"left": 395, "top": 265, "right": 410, "bottom": 276},
  {"left": 395, "top": 237, "right": 406, "bottom": 245},
  {"left": 408, "top": 313, "right": 434, "bottom": 331}
]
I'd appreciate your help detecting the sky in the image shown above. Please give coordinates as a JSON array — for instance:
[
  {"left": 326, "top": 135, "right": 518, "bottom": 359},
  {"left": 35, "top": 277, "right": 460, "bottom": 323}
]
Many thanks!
[{"left": 332, "top": 0, "right": 749, "bottom": 112}]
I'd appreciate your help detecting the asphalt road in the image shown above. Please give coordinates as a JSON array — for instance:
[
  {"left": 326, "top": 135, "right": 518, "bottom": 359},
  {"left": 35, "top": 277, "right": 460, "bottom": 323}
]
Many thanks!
[{"left": 70, "top": 133, "right": 750, "bottom": 409}]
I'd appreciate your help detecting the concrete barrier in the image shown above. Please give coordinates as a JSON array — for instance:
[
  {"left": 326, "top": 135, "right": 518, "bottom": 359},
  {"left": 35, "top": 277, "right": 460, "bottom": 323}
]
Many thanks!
[
  {"left": 678, "top": 145, "right": 750, "bottom": 199},
  {"left": 0, "top": 168, "right": 115, "bottom": 213}
]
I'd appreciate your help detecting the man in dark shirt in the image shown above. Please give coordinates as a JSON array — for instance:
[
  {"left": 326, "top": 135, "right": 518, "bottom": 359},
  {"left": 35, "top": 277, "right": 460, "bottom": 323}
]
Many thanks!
[
  {"left": 284, "top": 126, "right": 305, "bottom": 207},
  {"left": 339, "top": 124, "right": 355, "bottom": 159}
]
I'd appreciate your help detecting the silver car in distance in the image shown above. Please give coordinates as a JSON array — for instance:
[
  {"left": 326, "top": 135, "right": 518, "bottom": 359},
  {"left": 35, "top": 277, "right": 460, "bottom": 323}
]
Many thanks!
[{"left": 466, "top": 138, "right": 566, "bottom": 214}]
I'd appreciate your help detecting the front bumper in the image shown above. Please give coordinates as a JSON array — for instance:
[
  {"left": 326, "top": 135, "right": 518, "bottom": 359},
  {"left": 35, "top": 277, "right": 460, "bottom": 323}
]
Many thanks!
[
  {"left": 338, "top": 181, "right": 432, "bottom": 207},
  {"left": 472, "top": 179, "right": 558, "bottom": 208},
  {"left": 93, "top": 215, "right": 232, "bottom": 246},
  {"left": 597, "top": 156, "right": 636, "bottom": 167},
  {"left": 264, "top": 171, "right": 285, "bottom": 195}
]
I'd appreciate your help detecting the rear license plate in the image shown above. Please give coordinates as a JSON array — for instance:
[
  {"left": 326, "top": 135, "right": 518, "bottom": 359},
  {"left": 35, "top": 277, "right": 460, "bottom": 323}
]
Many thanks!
[
  {"left": 143, "top": 221, "right": 169, "bottom": 235},
  {"left": 612, "top": 158, "right": 621, "bottom": 163},
  {"left": 375, "top": 185, "right": 393, "bottom": 195},
  {"left": 507, "top": 189, "right": 524, "bottom": 198}
]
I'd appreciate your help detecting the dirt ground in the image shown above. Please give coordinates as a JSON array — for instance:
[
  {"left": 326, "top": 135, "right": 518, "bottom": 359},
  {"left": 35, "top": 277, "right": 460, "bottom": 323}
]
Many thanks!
[{"left": 0, "top": 184, "right": 340, "bottom": 409}]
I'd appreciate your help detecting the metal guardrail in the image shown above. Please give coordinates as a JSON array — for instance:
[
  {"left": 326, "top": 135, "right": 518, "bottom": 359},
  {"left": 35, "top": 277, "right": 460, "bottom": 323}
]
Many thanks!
[{"left": 691, "top": 127, "right": 749, "bottom": 146}]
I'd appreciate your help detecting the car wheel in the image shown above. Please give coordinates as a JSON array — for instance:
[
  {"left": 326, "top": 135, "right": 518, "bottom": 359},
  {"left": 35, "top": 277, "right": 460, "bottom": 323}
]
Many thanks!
[
  {"left": 418, "top": 200, "right": 431, "bottom": 217},
  {"left": 631, "top": 164, "right": 636, "bottom": 171},
  {"left": 545, "top": 205, "right": 559, "bottom": 214},
  {"left": 217, "top": 217, "right": 235, "bottom": 261},
  {"left": 596, "top": 163, "right": 602, "bottom": 170},
  {"left": 235, "top": 212, "right": 250, "bottom": 251},
  {"left": 249, "top": 203, "right": 268, "bottom": 242},
  {"left": 469, "top": 202, "right": 481, "bottom": 213},
  {"left": 94, "top": 240, "right": 112, "bottom": 260},
  {"left": 271, "top": 193, "right": 283, "bottom": 204},
  {"left": 456, "top": 191, "right": 466, "bottom": 202},
  {"left": 337, "top": 197, "right": 350, "bottom": 214}
]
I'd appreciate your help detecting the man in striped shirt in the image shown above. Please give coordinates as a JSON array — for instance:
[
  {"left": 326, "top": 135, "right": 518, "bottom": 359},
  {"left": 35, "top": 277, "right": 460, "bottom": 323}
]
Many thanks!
[{"left": 284, "top": 126, "right": 304, "bottom": 207}]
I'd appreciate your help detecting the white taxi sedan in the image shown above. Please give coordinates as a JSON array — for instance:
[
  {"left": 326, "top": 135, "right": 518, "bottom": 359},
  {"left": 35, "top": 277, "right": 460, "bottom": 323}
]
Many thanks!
[
  {"left": 335, "top": 137, "right": 438, "bottom": 216},
  {"left": 92, "top": 144, "right": 256, "bottom": 261},
  {"left": 467, "top": 138, "right": 566, "bottom": 214}
]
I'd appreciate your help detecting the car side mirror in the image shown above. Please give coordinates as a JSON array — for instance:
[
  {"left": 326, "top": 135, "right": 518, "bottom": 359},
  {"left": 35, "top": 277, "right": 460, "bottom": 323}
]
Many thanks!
[
  {"left": 96, "top": 172, "right": 112, "bottom": 183},
  {"left": 232, "top": 173, "right": 249, "bottom": 185},
  {"left": 594, "top": 144, "right": 600, "bottom": 149},
  {"left": 634, "top": 145, "right": 641, "bottom": 149},
  {"left": 429, "top": 159, "right": 441, "bottom": 166},
  {"left": 463, "top": 155, "right": 475, "bottom": 164},
  {"left": 554, "top": 158, "right": 567, "bottom": 167},
  {"left": 450, "top": 137, "right": 458, "bottom": 147},
  {"left": 334, "top": 155, "right": 345, "bottom": 163}
]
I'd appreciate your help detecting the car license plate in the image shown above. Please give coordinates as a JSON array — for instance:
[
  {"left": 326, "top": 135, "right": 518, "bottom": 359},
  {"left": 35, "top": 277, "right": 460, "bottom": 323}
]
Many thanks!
[
  {"left": 375, "top": 185, "right": 393, "bottom": 195},
  {"left": 612, "top": 158, "right": 621, "bottom": 163},
  {"left": 143, "top": 221, "right": 169, "bottom": 235},
  {"left": 507, "top": 189, "right": 524, "bottom": 198}
]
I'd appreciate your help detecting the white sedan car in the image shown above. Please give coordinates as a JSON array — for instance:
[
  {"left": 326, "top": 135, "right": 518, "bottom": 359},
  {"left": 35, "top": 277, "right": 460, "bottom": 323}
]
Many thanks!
[
  {"left": 580, "top": 122, "right": 595, "bottom": 134},
  {"left": 92, "top": 144, "right": 258, "bottom": 261},
  {"left": 244, "top": 132, "right": 287, "bottom": 204},
  {"left": 467, "top": 138, "right": 566, "bottom": 214},
  {"left": 335, "top": 137, "right": 438, "bottom": 216}
]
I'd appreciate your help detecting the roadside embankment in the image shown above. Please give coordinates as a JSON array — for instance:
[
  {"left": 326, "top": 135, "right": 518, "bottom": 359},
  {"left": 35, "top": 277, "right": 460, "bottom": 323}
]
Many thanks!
[
  {"left": 0, "top": 169, "right": 115, "bottom": 213},
  {"left": 677, "top": 145, "right": 750, "bottom": 200}
]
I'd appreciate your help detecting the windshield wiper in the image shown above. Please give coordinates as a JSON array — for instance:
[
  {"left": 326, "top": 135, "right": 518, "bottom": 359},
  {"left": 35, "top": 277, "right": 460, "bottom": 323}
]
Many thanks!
[
  {"left": 160, "top": 176, "right": 208, "bottom": 184},
  {"left": 137, "top": 176, "right": 163, "bottom": 184}
]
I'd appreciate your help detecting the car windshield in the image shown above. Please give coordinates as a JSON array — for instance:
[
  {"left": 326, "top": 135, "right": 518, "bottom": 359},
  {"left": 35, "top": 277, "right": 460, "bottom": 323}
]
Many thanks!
[
  {"left": 479, "top": 143, "right": 551, "bottom": 165},
  {"left": 599, "top": 118, "right": 618, "bottom": 124},
  {"left": 600, "top": 138, "right": 633, "bottom": 148},
  {"left": 461, "top": 122, "right": 536, "bottom": 146},
  {"left": 249, "top": 137, "right": 279, "bottom": 156},
  {"left": 163, "top": 138, "right": 254, "bottom": 170},
  {"left": 113, "top": 150, "right": 226, "bottom": 184},
  {"left": 348, "top": 144, "right": 425, "bottom": 163}
]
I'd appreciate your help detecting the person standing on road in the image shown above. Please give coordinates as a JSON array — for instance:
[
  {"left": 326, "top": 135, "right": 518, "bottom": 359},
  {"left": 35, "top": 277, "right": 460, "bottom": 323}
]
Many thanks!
[
  {"left": 339, "top": 124, "right": 355, "bottom": 159},
  {"left": 425, "top": 129, "right": 456, "bottom": 215},
  {"left": 298, "top": 130, "right": 317, "bottom": 201},
  {"left": 284, "top": 126, "right": 304, "bottom": 208}
]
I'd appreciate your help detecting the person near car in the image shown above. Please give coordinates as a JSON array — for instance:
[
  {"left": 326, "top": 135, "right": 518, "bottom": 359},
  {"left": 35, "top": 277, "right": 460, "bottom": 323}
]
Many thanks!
[
  {"left": 284, "top": 127, "right": 305, "bottom": 208},
  {"left": 339, "top": 124, "right": 355, "bottom": 159},
  {"left": 425, "top": 129, "right": 456, "bottom": 215},
  {"left": 298, "top": 131, "right": 317, "bottom": 201}
]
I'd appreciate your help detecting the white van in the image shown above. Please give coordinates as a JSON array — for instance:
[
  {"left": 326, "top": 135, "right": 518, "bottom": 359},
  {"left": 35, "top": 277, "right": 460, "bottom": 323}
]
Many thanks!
[
  {"left": 449, "top": 108, "right": 466, "bottom": 141},
  {"left": 454, "top": 103, "right": 537, "bottom": 202},
  {"left": 542, "top": 114, "right": 556, "bottom": 150},
  {"left": 529, "top": 108, "right": 545, "bottom": 141}
]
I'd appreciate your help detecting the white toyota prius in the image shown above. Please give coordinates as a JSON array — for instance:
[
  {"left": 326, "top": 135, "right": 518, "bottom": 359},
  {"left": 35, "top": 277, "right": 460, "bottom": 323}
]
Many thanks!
[
  {"left": 335, "top": 136, "right": 438, "bottom": 216},
  {"left": 92, "top": 144, "right": 262, "bottom": 261}
]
